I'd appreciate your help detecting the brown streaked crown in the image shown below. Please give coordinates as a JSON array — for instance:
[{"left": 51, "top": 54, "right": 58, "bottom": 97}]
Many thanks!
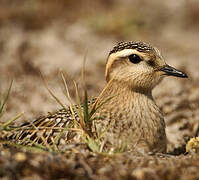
[{"left": 109, "top": 41, "right": 154, "bottom": 55}]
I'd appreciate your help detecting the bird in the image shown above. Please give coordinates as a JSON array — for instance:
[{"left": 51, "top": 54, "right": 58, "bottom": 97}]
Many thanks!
[{"left": 5, "top": 41, "right": 188, "bottom": 153}]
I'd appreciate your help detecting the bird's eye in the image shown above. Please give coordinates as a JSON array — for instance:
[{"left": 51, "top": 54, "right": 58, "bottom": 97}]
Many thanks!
[{"left": 128, "top": 54, "right": 142, "bottom": 64}]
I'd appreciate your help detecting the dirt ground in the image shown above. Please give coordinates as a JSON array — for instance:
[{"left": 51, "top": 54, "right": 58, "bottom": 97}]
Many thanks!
[{"left": 0, "top": 0, "right": 199, "bottom": 179}]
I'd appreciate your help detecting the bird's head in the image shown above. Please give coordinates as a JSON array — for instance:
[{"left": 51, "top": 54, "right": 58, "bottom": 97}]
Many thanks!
[{"left": 105, "top": 41, "right": 187, "bottom": 92}]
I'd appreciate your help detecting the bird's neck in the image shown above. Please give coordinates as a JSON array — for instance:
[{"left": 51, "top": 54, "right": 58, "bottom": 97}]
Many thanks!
[
  {"left": 96, "top": 79, "right": 153, "bottom": 105},
  {"left": 95, "top": 79, "right": 163, "bottom": 125}
]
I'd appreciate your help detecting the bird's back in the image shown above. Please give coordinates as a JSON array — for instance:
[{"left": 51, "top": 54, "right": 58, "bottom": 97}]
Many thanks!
[{"left": 6, "top": 98, "right": 97, "bottom": 148}]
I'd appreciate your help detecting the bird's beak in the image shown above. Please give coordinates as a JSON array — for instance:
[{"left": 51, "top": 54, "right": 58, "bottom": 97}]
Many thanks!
[{"left": 160, "top": 64, "right": 188, "bottom": 78}]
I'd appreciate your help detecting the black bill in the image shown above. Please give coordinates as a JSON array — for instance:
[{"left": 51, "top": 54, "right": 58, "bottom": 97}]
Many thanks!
[{"left": 161, "top": 64, "right": 188, "bottom": 78}]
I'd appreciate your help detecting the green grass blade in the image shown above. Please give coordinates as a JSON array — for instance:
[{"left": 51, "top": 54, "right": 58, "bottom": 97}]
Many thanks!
[
  {"left": 0, "top": 80, "right": 13, "bottom": 115},
  {"left": 81, "top": 52, "right": 90, "bottom": 125},
  {"left": 59, "top": 71, "right": 79, "bottom": 128},
  {"left": 40, "top": 71, "right": 68, "bottom": 110},
  {"left": 83, "top": 90, "right": 89, "bottom": 124},
  {"left": 0, "top": 140, "right": 47, "bottom": 152},
  {"left": 0, "top": 112, "right": 24, "bottom": 130},
  {"left": 87, "top": 136, "right": 100, "bottom": 153},
  {"left": 89, "top": 95, "right": 115, "bottom": 118},
  {"left": 74, "top": 82, "right": 85, "bottom": 129}
]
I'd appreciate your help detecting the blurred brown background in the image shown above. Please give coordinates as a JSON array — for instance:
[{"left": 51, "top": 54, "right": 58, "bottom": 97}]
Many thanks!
[{"left": 0, "top": 0, "right": 199, "bottom": 149}]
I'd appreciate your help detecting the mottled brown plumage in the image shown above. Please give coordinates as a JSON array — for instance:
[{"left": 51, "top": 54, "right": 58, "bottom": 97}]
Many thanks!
[
  {"left": 7, "top": 41, "right": 187, "bottom": 153},
  {"left": 109, "top": 41, "right": 153, "bottom": 55}
]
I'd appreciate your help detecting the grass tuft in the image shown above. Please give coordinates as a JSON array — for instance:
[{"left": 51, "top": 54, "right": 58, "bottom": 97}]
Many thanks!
[
  {"left": 0, "top": 80, "right": 13, "bottom": 116},
  {"left": 0, "top": 80, "right": 23, "bottom": 131},
  {"left": 0, "top": 62, "right": 114, "bottom": 154}
]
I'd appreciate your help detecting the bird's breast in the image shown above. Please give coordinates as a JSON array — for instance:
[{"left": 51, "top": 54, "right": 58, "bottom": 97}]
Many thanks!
[{"left": 93, "top": 92, "right": 166, "bottom": 152}]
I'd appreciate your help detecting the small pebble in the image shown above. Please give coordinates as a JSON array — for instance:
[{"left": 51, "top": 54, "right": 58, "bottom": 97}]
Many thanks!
[{"left": 14, "top": 152, "right": 27, "bottom": 162}]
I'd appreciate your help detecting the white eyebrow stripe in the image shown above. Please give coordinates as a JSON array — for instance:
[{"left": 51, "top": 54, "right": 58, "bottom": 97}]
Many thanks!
[
  {"left": 111, "top": 49, "right": 139, "bottom": 58},
  {"left": 154, "top": 47, "right": 163, "bottom": 58}
]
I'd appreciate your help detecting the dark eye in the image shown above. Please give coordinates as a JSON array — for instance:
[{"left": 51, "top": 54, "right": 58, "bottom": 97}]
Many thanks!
[{"left": 128, "top": 54, "right": 142, "bottom": 64}]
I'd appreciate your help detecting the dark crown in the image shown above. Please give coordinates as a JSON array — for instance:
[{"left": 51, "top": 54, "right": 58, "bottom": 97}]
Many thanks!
[{"left": 109, "top": 41, "right": 154, "bottom": 55}]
